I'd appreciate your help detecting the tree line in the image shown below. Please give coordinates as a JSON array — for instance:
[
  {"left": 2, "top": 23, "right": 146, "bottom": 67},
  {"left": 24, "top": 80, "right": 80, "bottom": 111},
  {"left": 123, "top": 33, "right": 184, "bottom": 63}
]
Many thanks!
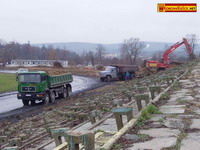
[
  {"left": 0, "top": 38, "right": 145, "bottom": 66},
  {"left": 0, "top": 34, "right": 197, "bottom": 66}
]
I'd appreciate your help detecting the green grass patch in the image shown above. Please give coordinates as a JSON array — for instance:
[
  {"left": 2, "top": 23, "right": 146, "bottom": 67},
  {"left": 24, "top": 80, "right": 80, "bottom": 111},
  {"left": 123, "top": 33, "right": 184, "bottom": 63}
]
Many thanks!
[
  {"left": 146, "top": 104, "right": 161, "bottom": 114},
  {"left": 171, "top": 81, "right": 181, "bottom": 91},
  {"left": 160, "top": 93, "right": 170, "bottom": 100},
  {"left": 135, "top": 104, "right": 161, "bottom": 127},
  {"left": 103, "top": 107, "right": 110, "bottom": 112},
  {"left": 0, "top": 73, "right": 17, "bottom": 93},
  {"left": 176, "top": 98, "right": 187, "bottom": 104},
  {"left": 112, "top": 143, "right": 122, "bottom": 150},
  {"left": 175, "top": 132, "right": 187, "bottom": 150}
]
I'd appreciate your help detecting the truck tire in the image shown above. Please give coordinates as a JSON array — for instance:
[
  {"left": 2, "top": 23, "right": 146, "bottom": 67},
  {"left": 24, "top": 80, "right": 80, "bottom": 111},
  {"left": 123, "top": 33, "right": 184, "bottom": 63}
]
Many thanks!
[
  {"left": 31, "top": 100, "right": 36, "bottom": 105},
  {"left": 50, "top": 92, "right": 56, "bottom": 103},
  {"left": 67, "top": 87, "right": 72, "bottom": 97},
  {"left": 43, "top": 93, "right": 50, "bottom": 105},
  {"left": 22, "top": 99, "right": 29, "bottom": 106},
  {"left": 100, "top": 77, "right": 105, "bottom": 82},
  {"left": 106, "top": 75, "right": 111, "bottom": 82},
  {"left": 60, "top": 88, "right": 67, "bottom": 99}
]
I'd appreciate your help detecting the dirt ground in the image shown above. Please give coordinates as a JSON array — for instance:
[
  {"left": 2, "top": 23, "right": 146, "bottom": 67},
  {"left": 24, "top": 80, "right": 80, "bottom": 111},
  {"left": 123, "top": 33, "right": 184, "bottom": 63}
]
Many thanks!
[
  {"left": 1, "top": 66, "right": 100, "bottom": 77},
  {"left": 0, "top": 62, "right": 195, "bottom": 149}
]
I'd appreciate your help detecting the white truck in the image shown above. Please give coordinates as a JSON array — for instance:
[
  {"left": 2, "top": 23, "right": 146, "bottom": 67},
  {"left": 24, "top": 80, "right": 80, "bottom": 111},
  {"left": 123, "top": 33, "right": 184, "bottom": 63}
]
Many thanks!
[{"left": 99, "top": 65, "right": 139, "bottom": 82}]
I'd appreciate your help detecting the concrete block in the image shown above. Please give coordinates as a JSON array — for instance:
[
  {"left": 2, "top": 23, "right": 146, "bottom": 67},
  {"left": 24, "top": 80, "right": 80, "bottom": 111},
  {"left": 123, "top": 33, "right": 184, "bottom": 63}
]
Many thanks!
[
  {"left": 66, "top": 130, "right": 95, "bottom": 150},
  {"left": 0, "top": 129, "right": 4, "bottom": 135},
  {"left": 77, "top": 113, "right": 88, "bottom": 122},
  {"left": 149, "top": 86, "right": 161, "bottom": 99},
  {"left": 134, "top": 93, "right": 150, "bottom": 111},
  {"left": 0, "top": 136, "right": 8, "bottom": 144},
  {"left": 136, "top": 86, "right": 148, "bottom": 94},
  {"left": 3, "top": 146, "right": 19, "bottom": 150},
  {"left": 88, "top": 110, "right": 102, "bottom": 124},
  {"left": 51, "top": 128, "right": 68, "bottom": 147},
  {"left": 4, "top": 131, "right": 12, "bottom": 138},
  {"left": 112, "top": 100, "right": 123, "bottom": 107},
  {"left": 112, "top": 107, "right": 133, "bottom": 131},
  {"left": 9, "top": 138, "right": 22, "bottom": 147}
]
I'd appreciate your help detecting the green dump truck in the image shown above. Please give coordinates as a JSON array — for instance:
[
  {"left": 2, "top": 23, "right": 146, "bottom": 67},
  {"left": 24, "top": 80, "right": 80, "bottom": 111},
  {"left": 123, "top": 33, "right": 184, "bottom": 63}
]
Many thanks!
[{"left": 17, "top": 71, "right": 73, "bottom": 105}]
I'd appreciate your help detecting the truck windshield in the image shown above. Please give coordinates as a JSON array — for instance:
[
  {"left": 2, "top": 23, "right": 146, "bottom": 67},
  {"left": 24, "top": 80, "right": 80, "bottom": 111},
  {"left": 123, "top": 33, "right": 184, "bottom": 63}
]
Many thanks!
[
  {"left": 105, "top": 66, "right": 113, "bottom": 71},
  {"left": 18, "top": 74, "right": 41, "bottom": 83}
]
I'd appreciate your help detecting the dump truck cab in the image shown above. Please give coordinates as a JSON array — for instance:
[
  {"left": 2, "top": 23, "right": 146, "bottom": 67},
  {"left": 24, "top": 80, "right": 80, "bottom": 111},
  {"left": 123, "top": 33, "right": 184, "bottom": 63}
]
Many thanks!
[
  {"left": 99, "top": 65, "right": 139, "bottom": 82},
  {"left": 17, "top": 71, "right": 48, "bottom": 104},
  {"left": 17, "top": 71, "right": 73, "bottom": 106},
  {"left": 99, "top": 66, "right": 118, "bottom": 81}
]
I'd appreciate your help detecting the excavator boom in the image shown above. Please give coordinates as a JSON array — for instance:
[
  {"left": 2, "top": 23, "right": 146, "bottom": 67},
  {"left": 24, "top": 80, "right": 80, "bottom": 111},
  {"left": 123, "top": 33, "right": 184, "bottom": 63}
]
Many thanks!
[
  {"left": 146, "top": 38, "right": 192, "bottom": 69},
  {"left": 163, "top": 38, "right": 191, "bottom": 64}
]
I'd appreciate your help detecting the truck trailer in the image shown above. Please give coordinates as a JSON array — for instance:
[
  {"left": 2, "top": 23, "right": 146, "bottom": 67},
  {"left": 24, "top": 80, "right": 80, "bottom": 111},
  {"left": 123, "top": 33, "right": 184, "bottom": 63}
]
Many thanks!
[
  {"left": 99, "top": 65, "right": 139, "bottom": 81},
  {"left": 17, "top": 71, "right": 73, "bottom": 105}
]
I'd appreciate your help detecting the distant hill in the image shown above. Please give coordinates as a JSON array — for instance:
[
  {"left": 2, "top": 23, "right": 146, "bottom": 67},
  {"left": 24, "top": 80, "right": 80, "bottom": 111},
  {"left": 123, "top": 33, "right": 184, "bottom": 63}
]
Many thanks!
[{"left": 33, "top": 41, "right": 200, "bottom": 57}]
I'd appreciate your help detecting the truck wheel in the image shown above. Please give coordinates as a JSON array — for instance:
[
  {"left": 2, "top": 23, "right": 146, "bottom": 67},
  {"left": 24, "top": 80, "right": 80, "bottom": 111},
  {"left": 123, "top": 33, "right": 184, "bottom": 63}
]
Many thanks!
[
  {"left": 67, "top": 87, "right": 72, "bottom": 97},
  {"left": 22, "top": 99, "right": 29, "bottom": 106},
  {"left": 60, "top": 88, "right": 67, "bottom": 98},
  {"left": 50, "top": 92, "right": 56, "bottom": 103},
  {"left": 43, "top": 93, "right": 50, "bottom": 105},
  {"left": 31, "top": 100, "right": 36, "bottom": 105},
  {"left": 106, "top": 75, "right": 111, "bottom": 82},
  {"left": 100, "top": 77, "right": 105, "bottom": 82}
]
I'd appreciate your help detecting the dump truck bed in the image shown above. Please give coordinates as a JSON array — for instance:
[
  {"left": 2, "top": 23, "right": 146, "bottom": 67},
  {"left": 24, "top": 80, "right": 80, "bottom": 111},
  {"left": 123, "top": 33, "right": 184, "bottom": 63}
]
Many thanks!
[
  {"left": 48, "top": 73, "right": 73, "bottom": 88},
  {"left": 110, "top": 64, "right": 139, "bottom": 73}
]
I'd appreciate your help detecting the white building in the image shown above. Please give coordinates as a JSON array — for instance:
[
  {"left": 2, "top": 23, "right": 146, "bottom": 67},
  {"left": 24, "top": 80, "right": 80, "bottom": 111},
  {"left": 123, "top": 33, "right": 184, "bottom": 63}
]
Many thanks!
[
  {"left": 103, "top": 53, "right": 119, "bottom": 59},
  {"left": 8, "top": 60, "right": 68, "bottom": 68}
]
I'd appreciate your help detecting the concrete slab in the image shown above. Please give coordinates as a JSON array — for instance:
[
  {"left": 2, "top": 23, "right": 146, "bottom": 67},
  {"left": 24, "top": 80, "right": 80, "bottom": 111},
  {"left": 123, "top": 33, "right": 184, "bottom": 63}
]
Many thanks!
[
  {"left": 139, "top": 128, "right": 180, "bottom": 138},
  {"left": 190, "top": 119, "right": 200, "bottom": 129},
  {"left": 175, "top": 89, "right": 192, "bottom": 94},
  {"left": 194, "top": 109, "right": 200, "bottom": 115},
  {"left": 168, "top": 94, "right": 193, "bottom": 103},
  {"left": 180, "top": 96, "right": 195, "bottom": 101},
  {"left": 195, "top": 94, "right": 200, "bottom": 99},
  {"left": 74, "top": 122, "right": 92, "bottom": 132},
  {"left": 179, "top": 80, "right": 191, "bottom": 83},
  {"left": 126, "top": 128, "right": 179, "bottom": 150},
  {"left": 150, "top": 114, "right": 166, "bottom": 122},
  {"left": 127, "top": 137, "right": 177, "bottom": 150},
  {"left": 92, "top": 117, "right": 127, "bottom": 132},
  {"left": 164, "top": 118, "right": 184, "bottom": 129},
  {"left": 181, "top": 132, "right": 200, "bottom": 150},
  {"left": 159, "top": 105, "right": 186, "bottom": 114}
]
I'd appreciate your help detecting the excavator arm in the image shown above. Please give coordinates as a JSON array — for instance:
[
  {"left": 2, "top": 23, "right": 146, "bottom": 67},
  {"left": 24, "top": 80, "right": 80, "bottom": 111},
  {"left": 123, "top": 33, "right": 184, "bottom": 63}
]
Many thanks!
[
  {"left": 146, "top": 38, "right": 192, "bottom": 69},
  {"left": 163, "top": 38, "right": 192, "bottom": 64}
]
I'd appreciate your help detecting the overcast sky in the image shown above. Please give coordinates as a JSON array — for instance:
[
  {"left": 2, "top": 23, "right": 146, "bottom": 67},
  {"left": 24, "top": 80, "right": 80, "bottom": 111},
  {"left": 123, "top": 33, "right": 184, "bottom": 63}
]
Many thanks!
[{"left": 0, "top": 0, "right": 199, "bottom": 44}]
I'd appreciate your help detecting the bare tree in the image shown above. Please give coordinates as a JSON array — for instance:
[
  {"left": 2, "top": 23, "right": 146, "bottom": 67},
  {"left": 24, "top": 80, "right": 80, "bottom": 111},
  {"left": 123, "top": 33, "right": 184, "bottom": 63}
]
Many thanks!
[
  {"left": 87, "top": 51, "right": 95, "bottom": 66},
  {"left": 185, "top": 34, "right": 198, "bottom": 56},
  {"left": 120, "top": 37, "right": 144, "bottom": 65},
  {"left": 95, "top": 44, "right": 106, "bottom": 64}
]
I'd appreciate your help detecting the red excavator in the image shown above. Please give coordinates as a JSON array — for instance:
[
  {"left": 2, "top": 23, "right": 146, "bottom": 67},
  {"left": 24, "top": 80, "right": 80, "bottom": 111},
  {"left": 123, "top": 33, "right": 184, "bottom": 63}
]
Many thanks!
[{"left": 146, "top": 38, "right": 193, "bottom": 70}]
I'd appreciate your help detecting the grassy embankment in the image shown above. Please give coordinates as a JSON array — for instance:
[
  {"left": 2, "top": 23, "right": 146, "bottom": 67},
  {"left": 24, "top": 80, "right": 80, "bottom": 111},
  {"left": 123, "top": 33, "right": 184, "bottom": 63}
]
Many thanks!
[{"left": 0, "top": 73, "right": 17, "bottom": 93}]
